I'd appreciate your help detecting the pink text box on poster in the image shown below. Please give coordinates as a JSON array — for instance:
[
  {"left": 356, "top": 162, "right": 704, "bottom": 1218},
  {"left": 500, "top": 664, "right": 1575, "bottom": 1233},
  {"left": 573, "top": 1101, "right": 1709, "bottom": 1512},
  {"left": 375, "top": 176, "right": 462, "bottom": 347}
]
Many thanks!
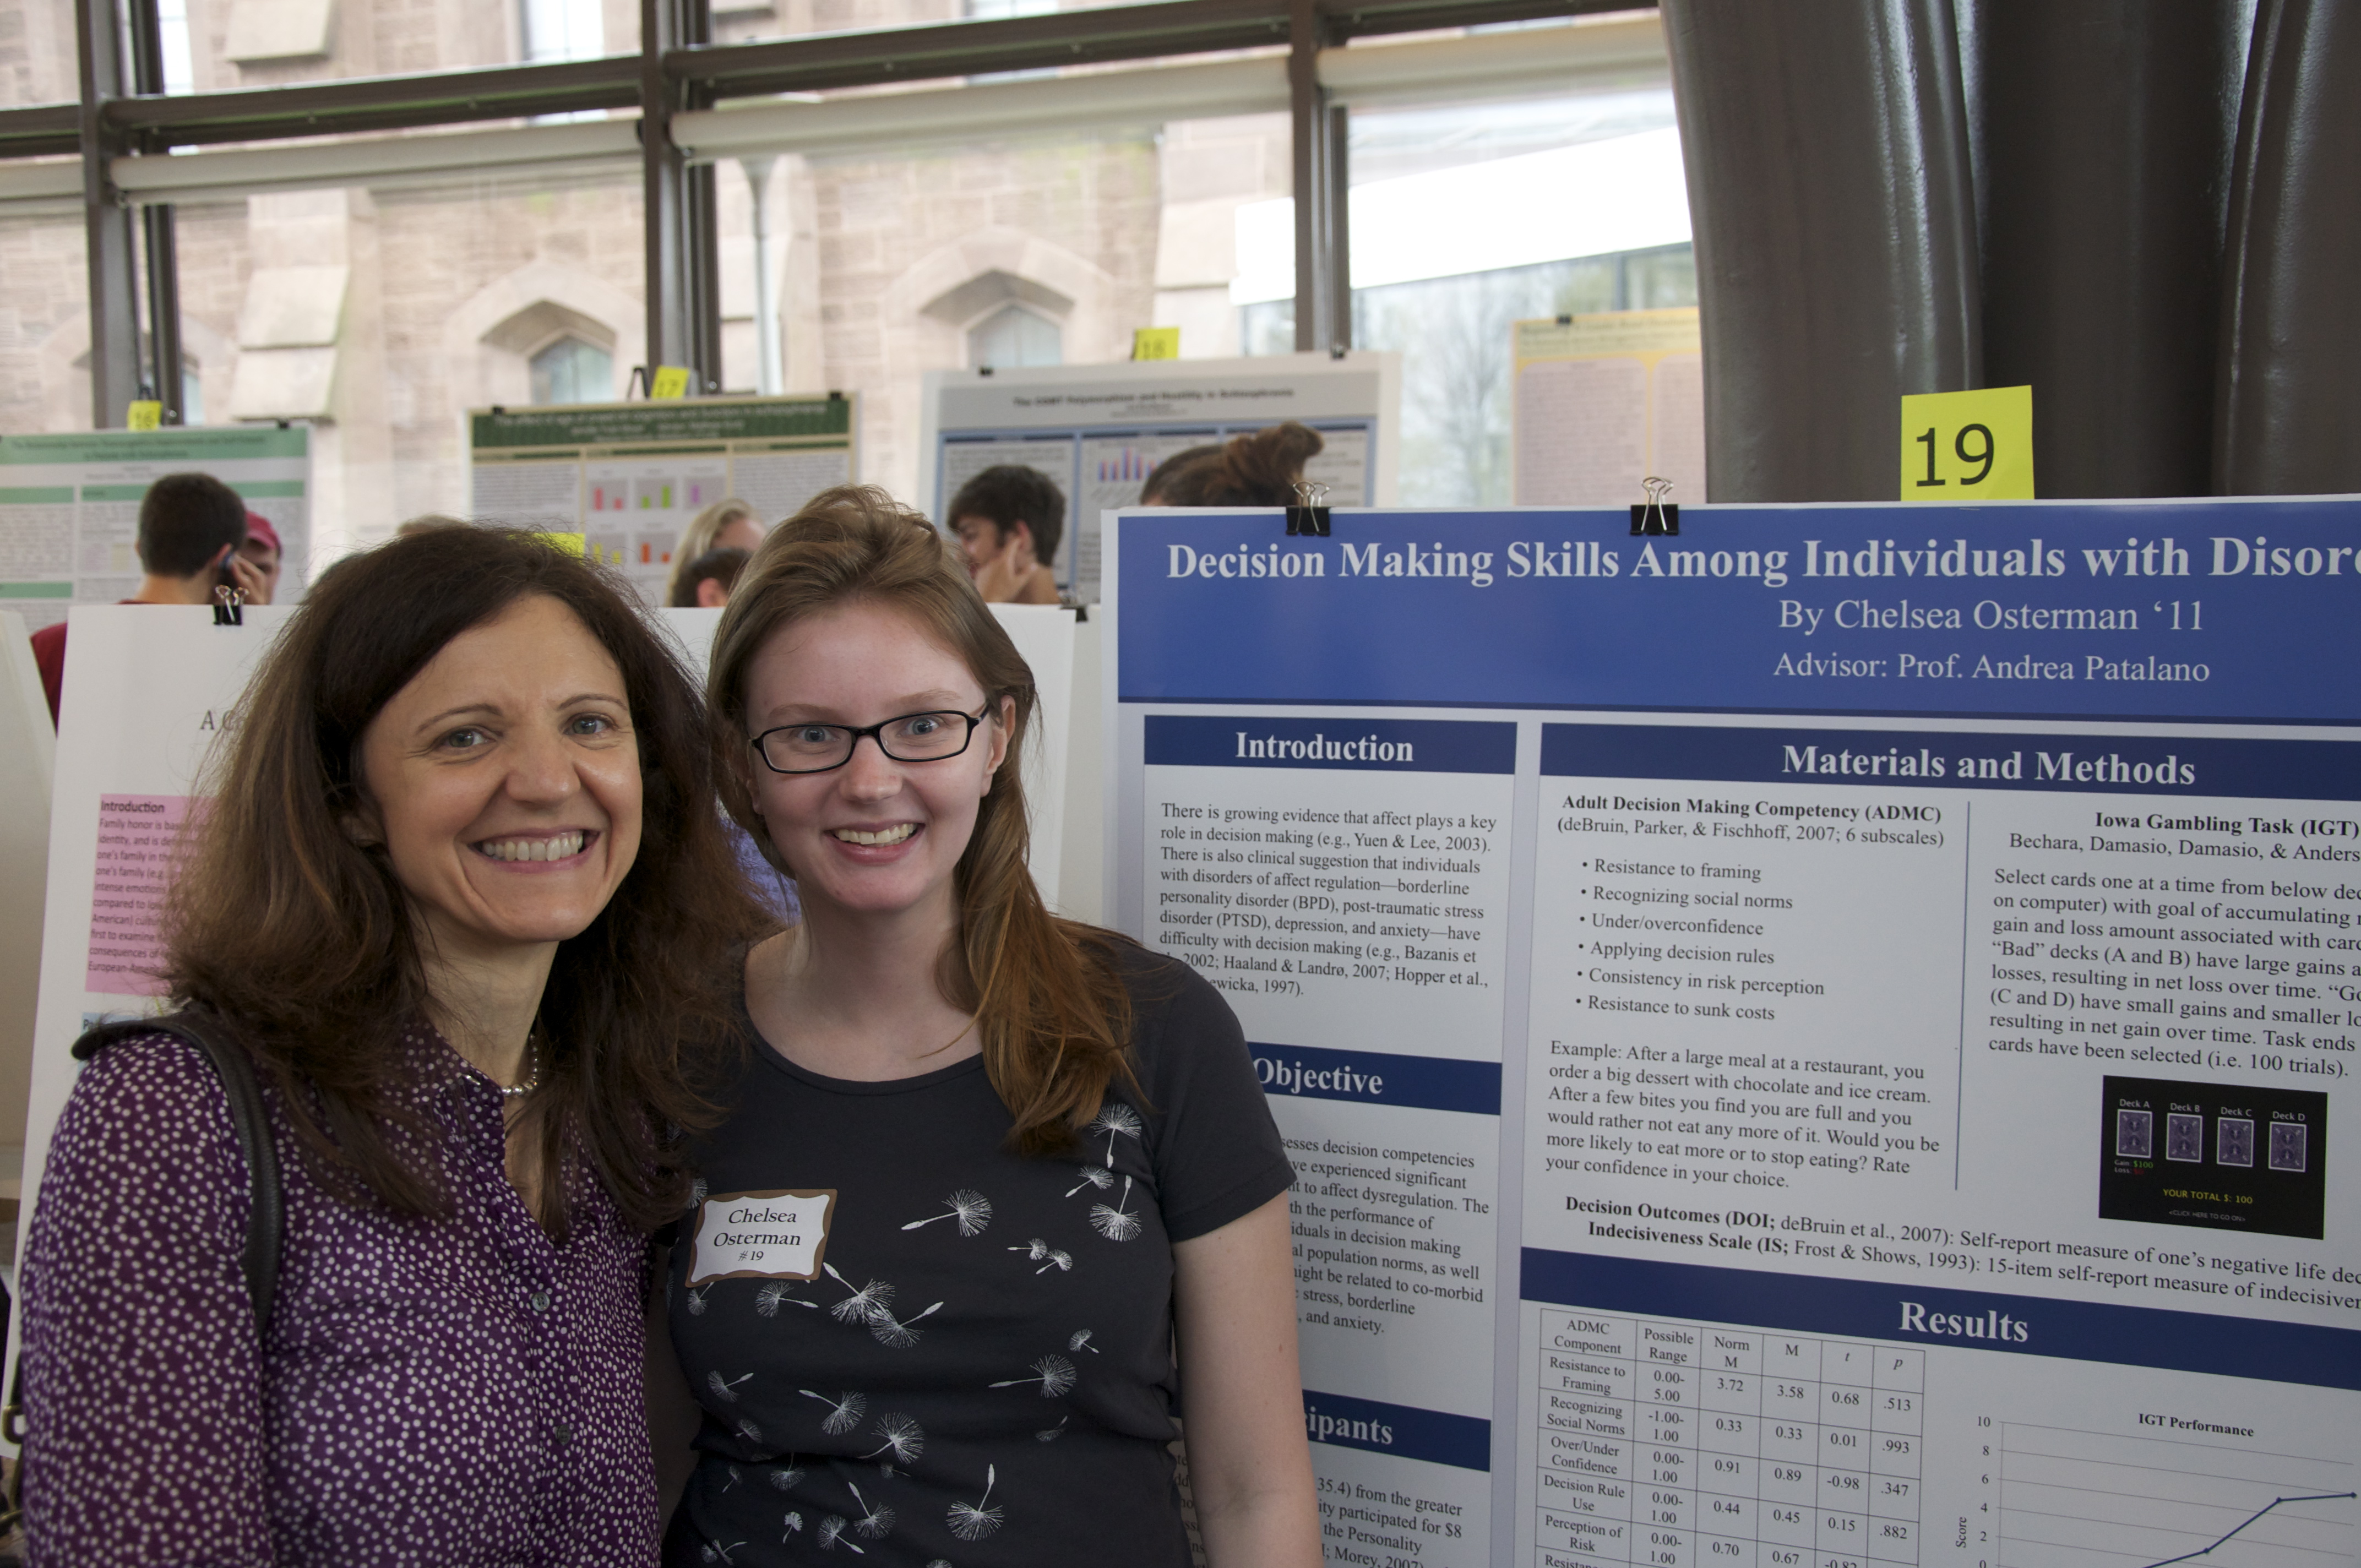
[{"left": 85, "top": 793, "right": 198, "bottom": 997}]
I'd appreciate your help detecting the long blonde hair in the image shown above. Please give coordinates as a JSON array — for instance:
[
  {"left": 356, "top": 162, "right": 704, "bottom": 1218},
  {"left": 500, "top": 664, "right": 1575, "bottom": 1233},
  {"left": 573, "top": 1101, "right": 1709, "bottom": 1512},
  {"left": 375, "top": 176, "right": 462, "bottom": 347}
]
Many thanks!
[
  {"left": 666, "top": 497, "right": 763, "bottom": 605},
  {"left": 709, "top": 486, "right": 1137, "bottom": 1154}
]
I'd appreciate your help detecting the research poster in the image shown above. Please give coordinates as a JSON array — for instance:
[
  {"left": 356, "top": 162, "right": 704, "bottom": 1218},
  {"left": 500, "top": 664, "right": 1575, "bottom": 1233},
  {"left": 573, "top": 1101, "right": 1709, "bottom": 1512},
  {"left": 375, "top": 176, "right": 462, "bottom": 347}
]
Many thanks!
[
  {"left": 920, "top": 352, "right": 1401, "bottom": 602},
  {"left": 468, "top": 395, "right": 857, "bottom": 605},
  {"left": 1105, "top": 499, "right": 2361, "bottom": 1568},
  {"left": 1513, "top": 311, "right": 1704, "bottom": 508},
  {"left": 0, "top": 426, "right": 313, "bottom": 631}
]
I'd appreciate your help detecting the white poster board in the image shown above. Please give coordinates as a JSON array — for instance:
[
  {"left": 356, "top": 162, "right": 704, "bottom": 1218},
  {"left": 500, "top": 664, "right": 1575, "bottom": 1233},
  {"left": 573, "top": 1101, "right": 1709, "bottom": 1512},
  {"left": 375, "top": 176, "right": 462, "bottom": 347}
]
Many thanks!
[
  {"left": 920, "top": 352, "right": 1401, "bottom": 602},
  {"left": 0, "top": 426, "right": 313, "bottom": 630},
  {"left": 0, "top": 612, "right": 55, "bottom": 1199},
  {"left": 468, "top": 397, "right": 858, "bottom": 606}
]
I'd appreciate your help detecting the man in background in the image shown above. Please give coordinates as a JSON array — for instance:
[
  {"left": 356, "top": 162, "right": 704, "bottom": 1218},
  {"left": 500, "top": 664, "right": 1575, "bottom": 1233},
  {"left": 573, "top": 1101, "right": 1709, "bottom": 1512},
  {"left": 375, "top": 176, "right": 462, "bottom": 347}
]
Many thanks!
[
  {"left": 668, "top": 546, "right": 750, "bottom": 608},
  {"left": 947, "top": 464, "right": 1064, "bottom": 605},
  {"left": 30, "top": 471, "right": 259, "bottom": 726}
]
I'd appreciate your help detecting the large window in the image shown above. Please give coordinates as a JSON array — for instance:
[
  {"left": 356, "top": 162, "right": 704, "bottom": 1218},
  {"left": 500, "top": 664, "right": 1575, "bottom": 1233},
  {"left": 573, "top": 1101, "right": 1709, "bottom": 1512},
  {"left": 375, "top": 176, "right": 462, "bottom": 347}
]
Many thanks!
[
  {"left": 530, "top": 336, "right": 616, "bottom": 404},
  {"left": 966, "top": 304, "right": 1062, "bottom": 368},
  {"left": 1339, "top": 88, "right": 1694, "bottom": 506}
]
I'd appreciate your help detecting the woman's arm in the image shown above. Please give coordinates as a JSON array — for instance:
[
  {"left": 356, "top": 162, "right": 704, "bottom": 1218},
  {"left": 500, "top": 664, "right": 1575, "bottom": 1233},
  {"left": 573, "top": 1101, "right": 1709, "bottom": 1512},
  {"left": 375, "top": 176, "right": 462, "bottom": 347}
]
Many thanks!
[
  {"left": 18, "top": 1037, "right": 273, "bottom": 1564},
  {"left": 1172, "top": 1192, "right": 1323, "bottom": 1568}
]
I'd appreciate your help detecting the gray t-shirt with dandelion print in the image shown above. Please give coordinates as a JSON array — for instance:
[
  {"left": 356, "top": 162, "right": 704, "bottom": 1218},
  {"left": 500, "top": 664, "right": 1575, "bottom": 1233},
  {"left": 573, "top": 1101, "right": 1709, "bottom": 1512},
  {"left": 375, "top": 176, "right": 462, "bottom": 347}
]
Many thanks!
[{"left": 664, "top": 948, "right": 1294, "bottom": 1567}]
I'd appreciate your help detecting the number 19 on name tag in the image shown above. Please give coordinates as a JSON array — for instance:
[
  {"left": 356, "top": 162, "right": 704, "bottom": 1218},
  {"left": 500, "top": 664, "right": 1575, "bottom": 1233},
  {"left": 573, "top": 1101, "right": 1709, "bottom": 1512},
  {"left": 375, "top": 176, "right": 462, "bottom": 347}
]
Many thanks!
[{"left": 1900, "top": 385, "right": 2034, "bottom": 500}]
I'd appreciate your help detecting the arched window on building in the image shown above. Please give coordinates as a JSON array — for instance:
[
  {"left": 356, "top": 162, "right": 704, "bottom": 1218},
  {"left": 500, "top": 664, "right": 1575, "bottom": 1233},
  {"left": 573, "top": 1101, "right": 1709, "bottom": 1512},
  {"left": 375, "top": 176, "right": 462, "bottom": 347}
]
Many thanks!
[
  {"left": 530, "top": 336, "right": 614, "bottom": 405},
  {"left": 966, "top": 304, "right": 1062, "bottom": 369}
]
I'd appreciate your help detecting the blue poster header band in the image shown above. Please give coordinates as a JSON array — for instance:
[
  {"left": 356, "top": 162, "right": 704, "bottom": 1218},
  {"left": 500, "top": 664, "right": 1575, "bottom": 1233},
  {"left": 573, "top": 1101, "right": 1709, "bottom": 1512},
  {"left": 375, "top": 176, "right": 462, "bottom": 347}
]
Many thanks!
[
  {"left": 1541, "top": 722, "right": 2361, "bottom": 804},
  {"left": 1146, "top": 715, "right": 1516, "bottom": 774},
  {"left": 1254, "top": 1041, "right": 1503, "bottom": 1115},
  {"left": 1522, "top": 1248, "right": 2361, "bottom": 1391},
  {"left": 1112, "top": 500, "right": 2361, "bottom": 723},
  {"left": 1302, "top": 1387, "right": 1492, "bottom": 1472}
]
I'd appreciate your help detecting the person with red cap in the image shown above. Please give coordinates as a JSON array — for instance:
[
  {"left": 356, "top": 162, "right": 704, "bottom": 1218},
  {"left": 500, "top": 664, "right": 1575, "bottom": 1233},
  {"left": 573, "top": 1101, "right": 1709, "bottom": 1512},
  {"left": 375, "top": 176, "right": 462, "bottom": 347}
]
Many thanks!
[{"left": 237, "top": 510, "right": 282, "bottom": 605}]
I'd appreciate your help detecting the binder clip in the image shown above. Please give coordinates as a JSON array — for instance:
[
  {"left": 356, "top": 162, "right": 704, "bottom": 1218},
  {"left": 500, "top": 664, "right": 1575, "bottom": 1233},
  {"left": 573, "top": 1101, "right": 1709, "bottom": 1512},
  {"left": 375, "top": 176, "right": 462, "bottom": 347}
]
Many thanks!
[
  {"left": 1286, "top": 480, "right": 1332, "bottom": 537},
  {"left": 1630, "top": 475, "right": 1679, "bottom": 537},
  {"left": 213, "top": 582, "right": 246, "bottom": 627}
]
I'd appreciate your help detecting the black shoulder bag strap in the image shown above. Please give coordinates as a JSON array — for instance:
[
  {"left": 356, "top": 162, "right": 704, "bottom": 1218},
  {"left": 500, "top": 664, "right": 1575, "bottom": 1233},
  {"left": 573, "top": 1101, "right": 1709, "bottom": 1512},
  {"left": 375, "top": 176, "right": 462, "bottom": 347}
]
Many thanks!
[
  {"left": 67, "top": 1010, "right": 287, "bottom": 1326},
  {"left": 2, "top": 1010, "right": 284, "bottom": 1528}
]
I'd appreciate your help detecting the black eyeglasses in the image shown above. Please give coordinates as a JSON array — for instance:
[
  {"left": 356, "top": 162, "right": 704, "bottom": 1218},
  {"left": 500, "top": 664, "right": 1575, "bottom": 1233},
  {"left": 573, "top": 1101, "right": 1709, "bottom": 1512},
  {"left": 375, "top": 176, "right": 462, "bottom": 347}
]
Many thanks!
[{"left": 751, "top": 706, "right": 992, "bottom": 775}]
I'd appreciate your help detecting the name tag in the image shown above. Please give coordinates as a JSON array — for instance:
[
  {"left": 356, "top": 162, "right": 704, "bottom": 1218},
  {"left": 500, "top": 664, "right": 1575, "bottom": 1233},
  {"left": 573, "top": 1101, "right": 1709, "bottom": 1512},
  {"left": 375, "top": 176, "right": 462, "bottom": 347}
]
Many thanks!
[{"left": 687, "top": 1189, "right": 836, "bottom": 1286}]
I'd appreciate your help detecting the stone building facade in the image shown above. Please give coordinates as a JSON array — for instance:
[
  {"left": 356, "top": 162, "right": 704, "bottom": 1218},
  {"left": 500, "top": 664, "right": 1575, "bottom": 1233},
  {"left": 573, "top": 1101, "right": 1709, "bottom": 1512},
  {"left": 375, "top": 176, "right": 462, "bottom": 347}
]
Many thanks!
[{"left": 0, "top": 0, "right": 1293, "bottom": 556}]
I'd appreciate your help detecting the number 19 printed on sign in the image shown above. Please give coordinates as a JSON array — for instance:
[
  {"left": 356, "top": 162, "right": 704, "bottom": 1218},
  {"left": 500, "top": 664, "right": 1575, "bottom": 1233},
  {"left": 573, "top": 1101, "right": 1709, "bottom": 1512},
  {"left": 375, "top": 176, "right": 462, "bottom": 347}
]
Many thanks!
[{"left": 1900, "top": 387, "right": 2035, "bottom": 501}]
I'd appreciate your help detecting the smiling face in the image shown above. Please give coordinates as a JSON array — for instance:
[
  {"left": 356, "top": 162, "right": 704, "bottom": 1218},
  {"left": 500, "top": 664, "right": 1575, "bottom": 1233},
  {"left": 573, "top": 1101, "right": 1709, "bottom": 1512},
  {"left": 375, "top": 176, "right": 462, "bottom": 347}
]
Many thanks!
[
  {"left": 742, "top": 599, "right": 1008, "bottom": 924},
  {"left": 356, "top": 594, "right": 643, "bottom": 970}
]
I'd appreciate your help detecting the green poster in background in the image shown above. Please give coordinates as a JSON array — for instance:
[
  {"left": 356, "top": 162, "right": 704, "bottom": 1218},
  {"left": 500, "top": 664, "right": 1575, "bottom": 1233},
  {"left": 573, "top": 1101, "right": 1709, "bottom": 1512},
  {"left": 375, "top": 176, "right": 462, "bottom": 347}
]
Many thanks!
[{"left": 0, "top": 427, "right": 312, "bottom": 629}]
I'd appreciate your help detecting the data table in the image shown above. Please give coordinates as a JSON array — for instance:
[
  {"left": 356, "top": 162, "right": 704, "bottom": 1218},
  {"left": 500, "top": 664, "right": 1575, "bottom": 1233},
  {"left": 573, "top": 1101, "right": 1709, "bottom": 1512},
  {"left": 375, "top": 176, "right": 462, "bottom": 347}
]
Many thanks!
[{"left": 1537, "top": 1311, "right": 1924, "bottom": 1568}]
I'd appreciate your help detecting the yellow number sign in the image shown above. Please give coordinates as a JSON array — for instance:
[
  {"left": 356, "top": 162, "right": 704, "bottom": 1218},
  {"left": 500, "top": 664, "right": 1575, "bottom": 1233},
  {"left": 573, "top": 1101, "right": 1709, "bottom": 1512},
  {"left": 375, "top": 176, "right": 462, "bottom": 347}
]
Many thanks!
[
  {"left": 650, "top": 366, "right": 692, "bottom": 400},
  {"left": 125, "top": 400, "right": 163, "bottom": 431},
  {"left": 1900, "top": 385, "right": 2034, "bottom": 500},
  {"left": 1131, "top": 327, "right": 1180, "bottom": 361}
]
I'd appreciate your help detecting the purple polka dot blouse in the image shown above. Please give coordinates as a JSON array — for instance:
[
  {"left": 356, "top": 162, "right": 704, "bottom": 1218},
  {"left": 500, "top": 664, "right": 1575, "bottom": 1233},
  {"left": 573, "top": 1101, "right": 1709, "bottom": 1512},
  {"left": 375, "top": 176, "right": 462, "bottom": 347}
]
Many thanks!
[{"left": 18, "top": 1026, "right": 660, "bottom": 1566}]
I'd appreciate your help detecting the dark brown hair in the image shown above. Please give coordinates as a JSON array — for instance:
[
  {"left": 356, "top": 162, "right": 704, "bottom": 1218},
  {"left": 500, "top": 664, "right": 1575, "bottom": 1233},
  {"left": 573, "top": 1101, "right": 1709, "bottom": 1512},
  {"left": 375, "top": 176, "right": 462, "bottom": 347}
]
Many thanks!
[
  {"left": 166, "top": 526, "right": 771, "bottom": 1235},
  {"left": 948, "top": 464, "right": 1065, "bottom": 564},
  {"left": 137, "top": 472, "right": 247, "bottom": 577},
  {"left": 709, "top": 486, "right": 1136, "bottom": 1156},
  {"left": 1141, "top": 421, "right": 1325, "bottom": 506}
]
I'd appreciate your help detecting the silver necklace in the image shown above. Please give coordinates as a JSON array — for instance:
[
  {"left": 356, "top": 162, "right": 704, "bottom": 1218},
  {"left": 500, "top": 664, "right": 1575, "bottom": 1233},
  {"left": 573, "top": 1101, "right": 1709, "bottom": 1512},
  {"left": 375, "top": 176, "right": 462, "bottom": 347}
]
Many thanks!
[{"left": 500, "top": 1036, "right": 545, "bottom": 1099}]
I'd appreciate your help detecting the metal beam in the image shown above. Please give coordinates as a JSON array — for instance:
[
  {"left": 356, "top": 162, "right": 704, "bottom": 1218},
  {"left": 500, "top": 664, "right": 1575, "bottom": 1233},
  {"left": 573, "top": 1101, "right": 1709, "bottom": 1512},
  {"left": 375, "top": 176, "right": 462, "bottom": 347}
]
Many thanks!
[
  {"left": 643, "top": 0, "right": 721, "bottom": 391},
  {"left": 105, "top": 55, "right": 643, "bottom": 150},
  {"left": 124, "top": 0, "right": 185, "bottom": 425},
  {"left": 0, "top": 104, "right": 82, "bottom": 161},
  {"left": 75, "top": 0, "right": 140, "bottom": 429},
  {"left": 8, "top": 0, "right": 1633, "bottom": 163},
  {"left": 672, "top": 0, "right": 1292, "bottom": 101}
]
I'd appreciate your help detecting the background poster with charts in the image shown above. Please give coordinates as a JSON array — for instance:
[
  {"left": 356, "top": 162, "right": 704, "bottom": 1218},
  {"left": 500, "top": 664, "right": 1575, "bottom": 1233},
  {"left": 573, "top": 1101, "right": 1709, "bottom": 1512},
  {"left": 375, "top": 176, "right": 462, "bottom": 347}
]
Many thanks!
[
  {"left": 1104, "top": 497, "right": 2361, "bottom": 1567},
  {"left": 1513, "top": 309, "right": 1704, "bottom": 508},
  {"left": 0, "top": 426, "right": 312, "bottom": 631},
  {"left": 920, "top": 351, "right": 1400, "bottom": 603},
  {"left": 468, "top": 395, "right": 857, "bottom": 605}
]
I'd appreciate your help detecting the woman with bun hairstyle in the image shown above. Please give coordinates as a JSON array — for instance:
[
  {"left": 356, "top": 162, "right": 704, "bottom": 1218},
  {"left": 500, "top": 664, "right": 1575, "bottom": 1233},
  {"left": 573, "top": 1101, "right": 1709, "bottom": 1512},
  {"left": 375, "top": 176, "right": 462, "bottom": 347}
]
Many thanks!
[
  {"left": 18, "top": 526, "right": 769, "bottom": 1564},
  {"left": 661, "top": 486, "right": 1319, "bottom": 1566},
  {"left": 1139, "top": 420, "right": 1324, "bottom": 506}
]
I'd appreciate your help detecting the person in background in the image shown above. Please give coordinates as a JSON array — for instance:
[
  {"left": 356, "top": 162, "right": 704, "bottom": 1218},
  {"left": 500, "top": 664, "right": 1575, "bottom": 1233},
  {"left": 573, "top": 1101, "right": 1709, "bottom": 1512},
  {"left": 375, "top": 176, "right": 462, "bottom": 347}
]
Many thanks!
[
  {"left": 1137, "top": 422, "right": 1324, "bottom": 507},
  {"left": 29, "top": 471, "right": 261, "bottom": 727},
  {"left": 397, "top": 513, "right": 469, "bottom": 537},
  {"left": 1136, "top": 444, "right": 1218, "bottom": 506},
  {"left": 658, "top": 487, "right": 1320, "bottom": 1567},
  {"left": 667, "top": 545, "right": 750, "bottom": 609},
  {"left": 18, "top": 526, "right": 768, "bottom": 1563},
  {"left": 949, "top": 463, "right": 1065, "bottom": 603},
  {"left": 664, "top": 498, "right": 765, "bottom": 607},
  {"left": 238, "top": 511, "right": 283, "bottom": 605}
]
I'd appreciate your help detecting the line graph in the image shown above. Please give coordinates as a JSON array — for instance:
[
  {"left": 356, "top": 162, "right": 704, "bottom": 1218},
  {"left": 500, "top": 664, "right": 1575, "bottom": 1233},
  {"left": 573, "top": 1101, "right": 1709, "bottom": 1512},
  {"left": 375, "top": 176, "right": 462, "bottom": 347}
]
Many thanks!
[
  {"left": 2139, "top": 1493, "right": 2360, "bottom": 1568},
  {"left": 2001, "top": 1424, "right": 2353, "bottom": 1568}
]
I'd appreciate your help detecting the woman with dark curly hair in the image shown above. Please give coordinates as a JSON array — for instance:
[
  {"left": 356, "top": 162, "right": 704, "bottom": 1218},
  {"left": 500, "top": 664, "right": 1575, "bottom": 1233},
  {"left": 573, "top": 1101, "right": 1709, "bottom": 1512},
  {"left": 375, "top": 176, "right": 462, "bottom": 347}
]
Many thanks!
[{"left": 17, "top": 526, "right": 770, "bottom": 1565}]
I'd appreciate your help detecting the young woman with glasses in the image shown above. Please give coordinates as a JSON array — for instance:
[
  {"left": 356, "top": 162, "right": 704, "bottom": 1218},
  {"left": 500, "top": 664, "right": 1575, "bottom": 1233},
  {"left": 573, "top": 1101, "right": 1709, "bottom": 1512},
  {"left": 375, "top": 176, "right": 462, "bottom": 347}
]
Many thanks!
[{"left": 656, "top": 487, "right": 1320, "bottom": 1566}]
